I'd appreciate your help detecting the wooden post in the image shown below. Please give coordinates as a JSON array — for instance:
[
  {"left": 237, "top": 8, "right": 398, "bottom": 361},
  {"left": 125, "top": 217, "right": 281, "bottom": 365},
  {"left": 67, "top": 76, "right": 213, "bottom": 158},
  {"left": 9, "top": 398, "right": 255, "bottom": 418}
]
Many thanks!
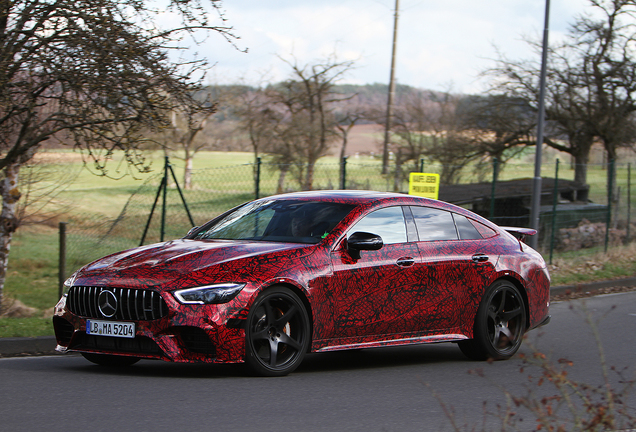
[{"left": 58, "top": 222, "right": 67, "bottom": 298}]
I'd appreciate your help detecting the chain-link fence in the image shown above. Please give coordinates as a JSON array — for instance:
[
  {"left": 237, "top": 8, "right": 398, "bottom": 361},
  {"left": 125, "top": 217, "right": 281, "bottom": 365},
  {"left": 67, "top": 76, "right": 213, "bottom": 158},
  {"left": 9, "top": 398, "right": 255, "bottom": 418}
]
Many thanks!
[{"left": 62, "top": 156, "right": 634, "bottom": 281}]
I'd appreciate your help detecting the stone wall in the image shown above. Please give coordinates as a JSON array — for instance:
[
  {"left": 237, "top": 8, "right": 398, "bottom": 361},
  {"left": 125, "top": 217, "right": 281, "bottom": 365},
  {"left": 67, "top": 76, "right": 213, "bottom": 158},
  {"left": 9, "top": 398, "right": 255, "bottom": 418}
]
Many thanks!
[{"left": 556, "top": 219, "right": 635, "bottom": 251}]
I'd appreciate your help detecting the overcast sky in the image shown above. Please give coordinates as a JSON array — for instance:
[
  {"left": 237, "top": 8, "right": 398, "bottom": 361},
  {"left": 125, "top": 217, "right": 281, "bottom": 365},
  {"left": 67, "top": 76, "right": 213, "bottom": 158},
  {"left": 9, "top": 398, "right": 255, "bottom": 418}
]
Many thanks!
[{"left": 198, "top": 0, "right": 593, "bottom": 94}]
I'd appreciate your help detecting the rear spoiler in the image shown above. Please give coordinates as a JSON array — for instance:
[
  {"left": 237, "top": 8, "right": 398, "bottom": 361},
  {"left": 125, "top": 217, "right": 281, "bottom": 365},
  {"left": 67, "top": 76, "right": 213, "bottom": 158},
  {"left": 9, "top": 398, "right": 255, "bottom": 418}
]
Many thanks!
[{"left": 501, "top": 227, "right": 537, "bottom": 244}]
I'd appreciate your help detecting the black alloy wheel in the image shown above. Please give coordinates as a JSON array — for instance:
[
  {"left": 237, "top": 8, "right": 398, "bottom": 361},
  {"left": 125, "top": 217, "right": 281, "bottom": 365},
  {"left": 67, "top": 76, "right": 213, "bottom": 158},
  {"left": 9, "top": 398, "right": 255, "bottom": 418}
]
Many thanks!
[
  {"left": 245, "top": 287, "right": 310, "bottom": 377},
  {"left": 81, "top": 352, "right": 140, "bottom": 367},
  {"left": 459, "top": 280, "right": 527, "bottom": 361}
]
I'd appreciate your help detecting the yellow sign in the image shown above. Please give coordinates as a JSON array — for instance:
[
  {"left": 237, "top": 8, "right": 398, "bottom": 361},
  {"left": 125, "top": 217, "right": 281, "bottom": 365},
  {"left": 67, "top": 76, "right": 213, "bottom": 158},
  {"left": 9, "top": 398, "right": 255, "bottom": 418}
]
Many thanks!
[{"left": 408, "top": 173, "right": 440, "bottom": 199}]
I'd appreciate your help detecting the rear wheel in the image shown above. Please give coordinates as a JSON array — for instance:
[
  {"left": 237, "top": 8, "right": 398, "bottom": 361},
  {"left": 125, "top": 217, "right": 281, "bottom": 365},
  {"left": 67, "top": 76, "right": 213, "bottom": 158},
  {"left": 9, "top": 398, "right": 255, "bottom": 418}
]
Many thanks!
[
  {"left": 459, "top": 280, "right": 526, "bottom": 361},
  {"left": 81, "top": 352, "right": 140, "bottom": 367},
  {"left": 245, "top": 287, "right": 310, "bottom": 377}
]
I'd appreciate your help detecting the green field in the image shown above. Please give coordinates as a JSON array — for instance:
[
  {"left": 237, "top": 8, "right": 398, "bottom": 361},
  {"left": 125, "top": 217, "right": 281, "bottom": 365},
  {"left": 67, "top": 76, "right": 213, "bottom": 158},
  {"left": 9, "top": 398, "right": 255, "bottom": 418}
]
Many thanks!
[
  {"left": 1, "top": 148, "right": 635, "bottom": 337},
  {"left": 48, "top": 150, "right": 256, "bottom": 217}
]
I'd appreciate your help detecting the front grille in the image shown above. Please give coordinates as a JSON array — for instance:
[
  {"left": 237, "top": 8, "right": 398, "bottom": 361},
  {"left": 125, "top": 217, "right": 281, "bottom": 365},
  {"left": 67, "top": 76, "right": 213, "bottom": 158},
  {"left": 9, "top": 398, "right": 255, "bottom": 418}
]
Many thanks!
[
  {"left": 67, "top": 286, "right": 169, "bottom": 321},
  {"left": 53, "top": 317, "right": 75, "bottom": 345},
  {"left": 73, "top": 333, "right": 163, "bottom": 355}
]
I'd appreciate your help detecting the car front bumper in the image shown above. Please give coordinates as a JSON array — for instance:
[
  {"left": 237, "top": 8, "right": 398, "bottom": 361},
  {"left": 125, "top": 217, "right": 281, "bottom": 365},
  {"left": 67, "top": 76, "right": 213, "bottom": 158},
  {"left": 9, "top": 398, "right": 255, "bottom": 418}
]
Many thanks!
[{"left": 52, "top": 294, "right": 247, "bottom": 364}]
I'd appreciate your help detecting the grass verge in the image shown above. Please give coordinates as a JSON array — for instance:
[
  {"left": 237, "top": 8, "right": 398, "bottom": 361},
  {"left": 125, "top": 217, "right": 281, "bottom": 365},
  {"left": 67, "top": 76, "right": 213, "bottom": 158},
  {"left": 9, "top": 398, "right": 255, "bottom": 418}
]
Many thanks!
[
  {"left": 548, "top": 242, "right": 636, "bottom": 286},
  {"left": 0, "top": 317, "right": 54, "bottom": 338}
]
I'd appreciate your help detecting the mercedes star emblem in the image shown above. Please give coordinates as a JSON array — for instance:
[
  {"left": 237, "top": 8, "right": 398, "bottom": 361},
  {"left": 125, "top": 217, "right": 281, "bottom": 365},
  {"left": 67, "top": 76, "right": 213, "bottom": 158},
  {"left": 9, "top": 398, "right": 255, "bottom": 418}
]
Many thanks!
[{"left": 98, "top": 290, "right": 117, "bottom": 317}]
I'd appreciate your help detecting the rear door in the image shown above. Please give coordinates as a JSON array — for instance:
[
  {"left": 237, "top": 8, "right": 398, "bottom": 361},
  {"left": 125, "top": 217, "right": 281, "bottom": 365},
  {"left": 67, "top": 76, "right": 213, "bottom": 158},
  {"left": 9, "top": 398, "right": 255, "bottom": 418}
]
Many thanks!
[{"left": 410, "top": 206, "right": 497, "bottom": 331}]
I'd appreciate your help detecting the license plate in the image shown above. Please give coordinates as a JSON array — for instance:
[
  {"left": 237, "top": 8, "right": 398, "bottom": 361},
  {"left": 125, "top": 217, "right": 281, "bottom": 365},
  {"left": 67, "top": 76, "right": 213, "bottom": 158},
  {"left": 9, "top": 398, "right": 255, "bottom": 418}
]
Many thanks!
[{"left": 86, "top": 320, "right": 135, "bottom": 338}]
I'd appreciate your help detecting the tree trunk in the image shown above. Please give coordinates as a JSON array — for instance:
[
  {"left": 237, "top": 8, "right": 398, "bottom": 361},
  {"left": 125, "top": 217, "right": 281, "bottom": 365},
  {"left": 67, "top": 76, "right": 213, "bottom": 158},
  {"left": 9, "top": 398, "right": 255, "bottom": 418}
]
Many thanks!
[
  {"left": 339, "top": 132, "right": 348, "bottom": 189},
  {"left": 569, "top": 133, "right": 594, "bottom": 186},
  {"left": 0, "top": 163, "right": 22, "bottom": 313},
  {"left": 304, "top": 162, "right": 315, "bottom": 191},
  {"left": 184, "top": 155, "right": 193, "bottom": 190},
  {"left": 393, "top": 151, "right": 403, "bottom": 192},
  {"left": 605, "top": 142, "right": 618, "bottom": 203},
  {"left": 277, "top": 165, "right": 289, "bottom": 194},
  {"left": 572, "top": 152, "right": 589, "bottom": 186}
]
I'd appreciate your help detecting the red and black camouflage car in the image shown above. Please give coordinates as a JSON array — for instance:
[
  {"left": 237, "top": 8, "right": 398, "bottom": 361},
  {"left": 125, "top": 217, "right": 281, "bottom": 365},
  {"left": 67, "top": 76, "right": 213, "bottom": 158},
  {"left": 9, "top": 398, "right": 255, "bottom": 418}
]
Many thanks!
[{"left": 53, "top": 190, "right": 550, "bottom": 376}]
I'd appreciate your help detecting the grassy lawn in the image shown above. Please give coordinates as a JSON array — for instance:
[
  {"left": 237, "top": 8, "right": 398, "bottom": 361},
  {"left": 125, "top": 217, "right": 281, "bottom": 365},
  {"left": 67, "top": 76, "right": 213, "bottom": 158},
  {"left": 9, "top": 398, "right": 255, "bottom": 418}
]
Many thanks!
[
  {"left": 49, "top": 150, "right": 255, "bottom": 217},
  {"left": 0, "top": 317, "right": 54, "bottom": 338},
  {"left": 6, "top": 227, "right": 60, "bottom": 310},
  {"left": 1, "top": 149, "right": 635, "bottom": 337},
  {"left": 548, "top": 242, "right": 636, "bottom": 286}
]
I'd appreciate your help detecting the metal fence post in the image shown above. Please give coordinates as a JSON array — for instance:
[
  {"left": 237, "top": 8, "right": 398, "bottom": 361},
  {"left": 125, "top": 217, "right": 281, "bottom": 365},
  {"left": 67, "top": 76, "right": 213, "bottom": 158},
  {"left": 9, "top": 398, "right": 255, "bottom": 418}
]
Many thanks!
[
  {"left": 167, "top": 162, "right": 195, "bottom": 227},
  {"left": 549, "top": 159, "right": 559, "bottom": 264},
  {"left": 490, "top": 158, "right": 498, "bottom": 221},
  {"left": 160, "top": 157, "right": 168, "bottom": 242},
  {"left": 340, "top": 156, "right": 348, "bottom": 190},
  {"left": 628, "top": 163, "right": 631, "bottom": 244},
  {"left": 255, "top": 157, "right": 262, "bottom": 199},
  {"left": 140, "top": 161, "right": 167, "bottom": 246},
  {"left": 605, "top": 159, "right": 614, "bottom": 252},
  {"left": 419, "top": 158, "right": 425, "bottom": 173},
  {"left": 58, "top": 222, "right": 67, "bottom": 298}
]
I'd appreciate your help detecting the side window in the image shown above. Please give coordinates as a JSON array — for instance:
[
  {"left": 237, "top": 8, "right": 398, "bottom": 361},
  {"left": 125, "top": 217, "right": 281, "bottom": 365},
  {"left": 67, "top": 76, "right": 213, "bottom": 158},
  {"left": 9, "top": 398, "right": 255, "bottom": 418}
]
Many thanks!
[
  {"left": 469, "top": 219, "right": 498, "bottom": 239},
  {"left": 410, "top": 206, "right": 458, "bottom": 241},
  {"left": 349, "top": 206, "right": 407, "bottom": 244},
  {"left": 453, "top": 214, "right": 483, "bottom": 240}
]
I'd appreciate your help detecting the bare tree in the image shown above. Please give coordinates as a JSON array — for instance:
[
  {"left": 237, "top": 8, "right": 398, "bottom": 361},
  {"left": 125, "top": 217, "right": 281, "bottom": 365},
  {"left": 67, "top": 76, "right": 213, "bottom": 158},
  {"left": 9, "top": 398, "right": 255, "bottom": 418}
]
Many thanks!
[
  {"left": 388, "top": 93, "right": 434, "bottom": 185},
  {"left": 0, "top": 0, "right": 237, "bottom": 311},
  {"left": 15, "top": 158, "right": 80, "bottom": 226},
  {"left": 229, "top": 85, "right": 286, "bottom": 193},
  {"left": 489, "top": 0, "right": 636, "bottom": 185},
  {"left": 335, "top": 110, "right": 366, "bottom": 187},
  {"left": 165, "top": 101, "right": 216, "bottom": 189},
  {"left": 231, "top": 87, "right": 282, "bottom": 162},
  {"left": 457, "top": 95, "right": 537, "bottom": 180},
  {"left": 576, "top": 0, "right": 636, "bottom": 183},
  {"left": 232, "top": 56, "right": 355, "bottom": 191},
  {"left": 391, "top": 91, "right": 476, "bottom": 185},
  {"left": 270, "top": 56, "right": 355, "bottom": 190}
]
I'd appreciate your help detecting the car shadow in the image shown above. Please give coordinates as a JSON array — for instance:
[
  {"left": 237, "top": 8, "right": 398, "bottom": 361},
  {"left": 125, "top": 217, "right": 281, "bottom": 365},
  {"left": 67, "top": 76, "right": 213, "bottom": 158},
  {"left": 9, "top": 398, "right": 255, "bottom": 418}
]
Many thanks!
[
  {"left": 60, "top": 358, "right": 248, "bottom": 379},
  {"left": 53, "top": 343, "right": 470, "bottom": 378},
  {"left": 297, "top": 343, "right": 468, "bottom": 373}
]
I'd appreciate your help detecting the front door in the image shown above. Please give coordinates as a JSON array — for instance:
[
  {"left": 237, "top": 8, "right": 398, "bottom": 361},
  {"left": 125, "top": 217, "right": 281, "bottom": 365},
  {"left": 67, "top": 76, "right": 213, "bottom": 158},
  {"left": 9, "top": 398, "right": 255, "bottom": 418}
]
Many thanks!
[{"left": 327, "top": 206, "right": 423, "bottom": 340}]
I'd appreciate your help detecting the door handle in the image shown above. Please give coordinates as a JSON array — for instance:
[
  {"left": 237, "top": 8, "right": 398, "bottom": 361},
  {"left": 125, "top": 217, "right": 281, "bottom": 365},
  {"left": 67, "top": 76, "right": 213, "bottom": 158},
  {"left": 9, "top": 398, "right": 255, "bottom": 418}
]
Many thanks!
[
  {"left": 472, "top": 254, "right": 488, "bottom": 263},
  {"left": 396, "top": 257, "right": 415, "bottom": 267}
]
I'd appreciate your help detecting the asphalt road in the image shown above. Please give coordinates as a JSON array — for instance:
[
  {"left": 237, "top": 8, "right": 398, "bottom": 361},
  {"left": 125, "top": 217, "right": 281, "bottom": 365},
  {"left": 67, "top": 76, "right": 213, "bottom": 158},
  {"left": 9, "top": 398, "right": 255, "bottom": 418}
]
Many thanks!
[{"left": 1, "top": 292, "right": 635, "bottom": 432}]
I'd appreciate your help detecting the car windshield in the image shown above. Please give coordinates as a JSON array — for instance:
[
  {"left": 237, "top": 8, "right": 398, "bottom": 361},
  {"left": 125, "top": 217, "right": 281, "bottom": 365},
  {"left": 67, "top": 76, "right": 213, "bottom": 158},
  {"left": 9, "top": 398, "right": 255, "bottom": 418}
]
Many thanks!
[{"left": 192, "top": 200, "right": 356, "bottom": 244}]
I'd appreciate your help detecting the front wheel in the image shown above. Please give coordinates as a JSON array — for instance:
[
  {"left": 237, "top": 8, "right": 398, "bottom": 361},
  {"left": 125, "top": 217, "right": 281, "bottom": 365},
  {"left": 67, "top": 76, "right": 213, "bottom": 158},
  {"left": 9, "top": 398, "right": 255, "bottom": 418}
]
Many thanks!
[
  {"left": 81, "top": 352, "right": 140, "bottom": 367},
  {"left": 459, "top": 280, "right": 527, "bottom": 361},
  {"left": 245, "top": 287, "right": 310, "bottom": 377}
]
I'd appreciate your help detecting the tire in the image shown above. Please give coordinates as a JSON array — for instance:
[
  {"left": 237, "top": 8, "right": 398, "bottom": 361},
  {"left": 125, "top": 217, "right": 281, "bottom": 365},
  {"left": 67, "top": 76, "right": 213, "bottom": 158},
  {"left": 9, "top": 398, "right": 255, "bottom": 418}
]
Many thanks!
[
  {"left": 459, "top": 280, "right": 527, "bottom": 361},
  {"left": 81, "top": 352, "right": 140, "bottom": 367},
  {"left": 245, "top": 287, "right": 310, "bottom": 377}
]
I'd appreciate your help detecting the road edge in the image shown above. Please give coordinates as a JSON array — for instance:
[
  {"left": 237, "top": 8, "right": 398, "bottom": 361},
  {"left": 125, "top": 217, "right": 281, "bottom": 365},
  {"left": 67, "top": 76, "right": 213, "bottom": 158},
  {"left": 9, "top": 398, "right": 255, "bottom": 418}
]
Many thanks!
[
  {"left": 549, "top": 276, "right": 636, "bottom": 296},
  {"left": 0, "top": 335, "right": 59, "bottom": 357}
]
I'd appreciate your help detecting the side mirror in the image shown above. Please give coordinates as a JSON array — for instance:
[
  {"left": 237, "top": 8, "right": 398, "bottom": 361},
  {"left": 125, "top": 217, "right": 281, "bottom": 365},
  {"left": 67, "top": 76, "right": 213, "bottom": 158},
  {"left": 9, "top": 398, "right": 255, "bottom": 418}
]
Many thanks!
[{"left": 347, "top": 231, "right": 383, "bottom": 259}]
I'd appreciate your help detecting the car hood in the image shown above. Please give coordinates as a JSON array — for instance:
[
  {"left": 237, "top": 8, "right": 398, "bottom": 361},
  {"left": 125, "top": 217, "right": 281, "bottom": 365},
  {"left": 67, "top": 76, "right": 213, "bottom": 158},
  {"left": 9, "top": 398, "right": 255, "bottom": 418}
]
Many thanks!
[{"left": 72, "top": 239, "right": 311, "bottom": 289}]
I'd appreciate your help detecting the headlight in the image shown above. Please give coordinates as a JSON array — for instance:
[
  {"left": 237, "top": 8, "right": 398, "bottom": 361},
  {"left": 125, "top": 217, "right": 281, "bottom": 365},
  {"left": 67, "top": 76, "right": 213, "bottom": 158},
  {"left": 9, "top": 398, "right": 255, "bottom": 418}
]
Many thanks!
[
  {"left": 63, "top": 273, "right": 78, "bottom": 288},
  {"left": 54, "top": 295, "right": 67, "bottom": 315},
  {"left": 173, "top": 283, "right": 246, "bottom": 305}
]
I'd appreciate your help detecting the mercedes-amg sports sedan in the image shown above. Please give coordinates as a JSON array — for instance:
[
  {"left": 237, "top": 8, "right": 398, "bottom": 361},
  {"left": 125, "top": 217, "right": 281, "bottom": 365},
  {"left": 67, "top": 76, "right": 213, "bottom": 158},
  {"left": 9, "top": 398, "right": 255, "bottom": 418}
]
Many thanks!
[{"left": 53, "top": 190, "right": 550, "bottom": 376}]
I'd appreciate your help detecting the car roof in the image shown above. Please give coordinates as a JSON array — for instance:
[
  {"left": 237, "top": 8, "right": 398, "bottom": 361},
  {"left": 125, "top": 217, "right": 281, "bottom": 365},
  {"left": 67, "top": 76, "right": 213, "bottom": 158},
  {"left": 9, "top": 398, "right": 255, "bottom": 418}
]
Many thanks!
[{"left": 263, "top": 190, "right": 431, "bottom": 205}]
